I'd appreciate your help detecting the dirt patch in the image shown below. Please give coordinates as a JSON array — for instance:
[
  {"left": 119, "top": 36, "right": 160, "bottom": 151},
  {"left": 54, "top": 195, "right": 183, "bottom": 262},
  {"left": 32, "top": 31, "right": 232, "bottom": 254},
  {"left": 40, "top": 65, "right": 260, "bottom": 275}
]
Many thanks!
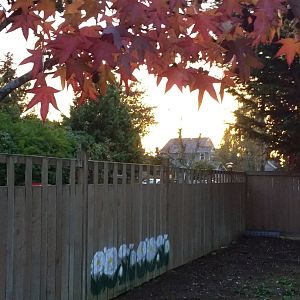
[{"left": 116, "top": 236, "right": 300, "bottom": 299}]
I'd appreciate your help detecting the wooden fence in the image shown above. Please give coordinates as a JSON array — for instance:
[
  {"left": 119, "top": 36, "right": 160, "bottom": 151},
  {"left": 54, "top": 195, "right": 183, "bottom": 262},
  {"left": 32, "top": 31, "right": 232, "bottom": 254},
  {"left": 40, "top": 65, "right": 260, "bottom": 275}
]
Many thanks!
[
  {"left": 0, "top": 153, "right": 246, "bottom": 300},
  {"left": 246, "top": 172, "right": 300, "bottom": 234}
]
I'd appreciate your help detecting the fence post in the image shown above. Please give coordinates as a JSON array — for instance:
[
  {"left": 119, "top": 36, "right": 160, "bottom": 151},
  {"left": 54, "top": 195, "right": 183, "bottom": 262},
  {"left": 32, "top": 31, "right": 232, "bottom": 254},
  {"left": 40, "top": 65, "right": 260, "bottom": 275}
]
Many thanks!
[{"left": 77, "top": 151, "right": 89, "bottom": 300}]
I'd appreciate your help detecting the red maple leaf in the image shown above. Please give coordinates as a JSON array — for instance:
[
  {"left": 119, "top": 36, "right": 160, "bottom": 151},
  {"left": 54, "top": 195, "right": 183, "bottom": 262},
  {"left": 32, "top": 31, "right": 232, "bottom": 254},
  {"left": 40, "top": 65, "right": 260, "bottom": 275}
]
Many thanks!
[
  {"left": 20, "top": 49, "right": 43, "bottom": 77},
  {"left": 251, "top": 0, "right": 285, "bottom": 45},
  {"left": 35, "top": 0, "right": 56, "bottom": 19},
  {"left": 47, "top": 33, "right": 92, "bottom": 64},
  {"left": 113, "top": 0, "right": 149, "bottom": 27},
  {"left": 11, "top": 0, "right": 33, "bottom": 13},
  {"left": 168, "top": 0, "right": 186, "bottom": 11},
  {"left": 116, "top": 53, "right": 137, "bottom": 92},
  {"left": 256, "top": 0, "right": 284, "bottom": 20},
  {"left": 26, "top": 83, "right": 60, "bottom": 121},
  {"left": 77, "top": 77, "right": 98, "bottom": 104},
  {"left": 65, "top": 57, "right": 92, "bottom": 87},
  {"left": 8, "top": 11, "right": 41, "bottom": 40},
  {"left": 176, "top": 36, "right": 205, "bottom": 61},
  {"left": 90, "top": 39, "right": 118, "bottom": 69},
  {"left": 158, "top": 65, "right": 191, "bottom": 93},
  {"left": 220, "top": 70, "right": 235, "bottom": 101},
  {"left": 190, "top": 70, "right": 220, "bottom": 108},
  {"left": 191, "top": 12, "right": 220, "bottom": 41},
  {"left": 276, "top": 38, "right": 300, "bottom": 66},
  {"left": 130, "top": 35, "right": 156, "bottom": 62},
  {"left": 223, "top": 38, "right": 263, "bottom": 81},
  {"left": 217, "top": 0, "right": 242, "bottom": 17}
]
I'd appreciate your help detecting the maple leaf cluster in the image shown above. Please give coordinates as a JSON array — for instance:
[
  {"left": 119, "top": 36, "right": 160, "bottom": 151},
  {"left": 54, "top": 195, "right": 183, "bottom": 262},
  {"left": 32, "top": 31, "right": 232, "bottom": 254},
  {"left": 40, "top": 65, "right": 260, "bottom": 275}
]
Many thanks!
[{"left": 0, "top": 0, "right": 299, "bottom": 120}]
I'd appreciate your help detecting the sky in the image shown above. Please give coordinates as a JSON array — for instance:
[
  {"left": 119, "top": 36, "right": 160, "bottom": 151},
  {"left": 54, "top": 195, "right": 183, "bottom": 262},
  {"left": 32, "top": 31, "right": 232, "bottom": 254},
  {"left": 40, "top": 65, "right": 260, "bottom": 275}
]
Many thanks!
[{"left": 0, "top": 26, "right": 237, "bottom": 153}]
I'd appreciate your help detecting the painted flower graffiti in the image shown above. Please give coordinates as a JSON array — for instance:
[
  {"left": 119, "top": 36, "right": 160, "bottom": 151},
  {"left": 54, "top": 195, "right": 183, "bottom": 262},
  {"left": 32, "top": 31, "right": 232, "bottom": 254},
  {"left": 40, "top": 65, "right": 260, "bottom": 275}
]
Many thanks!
[
  {"left": 137, "top": 241, "right": 147, "bottom": 265},
  {"left": 91, "top": 251, "right": 105, "bottom": 278},
  {"left": 104, "top": 247, "right": 118, "bottom": 277},
  {"left": 91, "top": 234, "right": 170, "bottom": 296}
]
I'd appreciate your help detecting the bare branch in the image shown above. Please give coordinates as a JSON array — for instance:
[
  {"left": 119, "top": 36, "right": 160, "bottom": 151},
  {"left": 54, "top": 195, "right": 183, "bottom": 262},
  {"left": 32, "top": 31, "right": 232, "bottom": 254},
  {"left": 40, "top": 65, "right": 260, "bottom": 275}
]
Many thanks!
[
  {"left": 0, "top": 71, "right": 32, "bottom": 103},
  {"left": 0, "top": 9, "right": 21, "bottom": 33}
]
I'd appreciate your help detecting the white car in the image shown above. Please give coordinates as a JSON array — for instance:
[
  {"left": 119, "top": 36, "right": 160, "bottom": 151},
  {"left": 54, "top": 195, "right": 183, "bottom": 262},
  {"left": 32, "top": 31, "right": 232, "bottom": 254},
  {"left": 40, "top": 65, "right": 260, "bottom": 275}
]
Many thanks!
[{"left": 142, "top": 178, "right": 160, "bottom": 184}]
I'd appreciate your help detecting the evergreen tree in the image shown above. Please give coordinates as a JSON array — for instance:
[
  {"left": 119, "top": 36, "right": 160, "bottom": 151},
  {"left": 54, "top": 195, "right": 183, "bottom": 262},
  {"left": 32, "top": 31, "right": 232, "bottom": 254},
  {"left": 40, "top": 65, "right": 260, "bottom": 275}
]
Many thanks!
[
  {"left": 215, "top": 128, "right": 266, "bottom": 171},
  {"left": 64, "top": 85, "right": 155, "bottom": 163},
  {"left": 229, "top": 35, "right": 300, "bottom": 170},
  {"left": 0, "top": 53, "right": 29, "bottom": 118}
]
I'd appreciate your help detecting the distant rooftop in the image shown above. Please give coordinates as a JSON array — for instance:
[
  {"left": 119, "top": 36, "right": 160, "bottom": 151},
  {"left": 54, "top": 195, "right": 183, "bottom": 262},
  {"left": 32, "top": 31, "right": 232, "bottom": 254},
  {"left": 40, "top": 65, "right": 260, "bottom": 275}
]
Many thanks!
[{"left": 160, "top": 137, "right": 214, "bottom": 154}]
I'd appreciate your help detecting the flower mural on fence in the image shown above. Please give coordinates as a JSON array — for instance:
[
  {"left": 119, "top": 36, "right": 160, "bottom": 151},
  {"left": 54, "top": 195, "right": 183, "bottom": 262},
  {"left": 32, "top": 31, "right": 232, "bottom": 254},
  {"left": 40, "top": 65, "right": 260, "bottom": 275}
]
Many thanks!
[
  {"left": 91, "top": 234, "right": 170, "bottom": 296},
  {"left": 104, "top": 247, "right": 118, "bottom": 277},
  {"left": 91, "top": 251, "right": 105, "bottom": 278}
]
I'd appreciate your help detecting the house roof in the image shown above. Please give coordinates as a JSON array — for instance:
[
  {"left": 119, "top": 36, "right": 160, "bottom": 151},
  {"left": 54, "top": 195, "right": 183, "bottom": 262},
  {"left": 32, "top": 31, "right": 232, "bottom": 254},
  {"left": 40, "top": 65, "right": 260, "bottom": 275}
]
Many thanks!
[{"left": 160, "top": 137, "right": 214, "bottom": 154}]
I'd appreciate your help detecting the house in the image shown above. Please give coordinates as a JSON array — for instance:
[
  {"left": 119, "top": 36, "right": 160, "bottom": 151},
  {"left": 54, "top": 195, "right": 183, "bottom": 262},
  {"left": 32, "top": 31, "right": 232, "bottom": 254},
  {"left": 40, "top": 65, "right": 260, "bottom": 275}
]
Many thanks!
[
  {"left": 264, "top": 160, "right": 279, "bottom": 172},
  {"left": 160, "top": 137, "right": 215, "bottom": 168}
]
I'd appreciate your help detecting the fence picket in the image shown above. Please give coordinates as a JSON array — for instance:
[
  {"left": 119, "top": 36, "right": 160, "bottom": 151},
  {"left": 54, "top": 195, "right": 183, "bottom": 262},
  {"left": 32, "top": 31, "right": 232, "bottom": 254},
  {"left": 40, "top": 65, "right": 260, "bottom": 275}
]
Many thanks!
[{"left": 6, "top": 156, "right": 15, "bottom": 300}]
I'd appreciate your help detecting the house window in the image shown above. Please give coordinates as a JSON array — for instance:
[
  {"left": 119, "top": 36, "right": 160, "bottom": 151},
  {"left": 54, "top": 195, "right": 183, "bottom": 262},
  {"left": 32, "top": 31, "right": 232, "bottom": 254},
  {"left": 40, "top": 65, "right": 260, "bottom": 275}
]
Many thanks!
[{"left": 200, "top": 153, "right": 205, "bottom": 160}]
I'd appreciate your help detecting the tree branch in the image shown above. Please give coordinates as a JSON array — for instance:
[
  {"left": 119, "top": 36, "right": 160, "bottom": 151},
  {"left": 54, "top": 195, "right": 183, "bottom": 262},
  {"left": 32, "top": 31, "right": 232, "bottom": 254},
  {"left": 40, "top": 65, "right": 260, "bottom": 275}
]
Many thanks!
[
  {"left": 0, "top": 71, "right": 32, "bottom": 103},
  {"left": 0, "top": 9, "right": 22, "bottom": 33}
]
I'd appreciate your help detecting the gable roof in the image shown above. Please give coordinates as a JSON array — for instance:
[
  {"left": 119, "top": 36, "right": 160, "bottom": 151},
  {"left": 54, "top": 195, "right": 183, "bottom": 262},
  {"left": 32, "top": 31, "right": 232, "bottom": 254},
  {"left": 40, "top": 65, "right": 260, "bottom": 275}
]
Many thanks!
[{"left": 160, "top": 137, "right": 214, "bottom": 154}]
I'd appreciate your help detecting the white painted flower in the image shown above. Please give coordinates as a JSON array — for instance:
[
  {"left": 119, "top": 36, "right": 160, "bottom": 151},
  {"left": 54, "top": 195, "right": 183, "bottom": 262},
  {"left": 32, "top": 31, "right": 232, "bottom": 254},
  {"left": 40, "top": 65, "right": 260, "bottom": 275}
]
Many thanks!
[
  {"left": 163, "top": 234, "right": 168, "bottom": 240},
  {"left": 164, "top": 240, "right": 170, "bottom": 254},
  {"left": 104, "top": 247, "right": 118, "bottom": 277},
  {"left": 156, "top": 235, "right": 164, "bottom": 248},
  {"left": 130, "top": 250, "right": 137, "bottom": 267},
  {"left": 129, "top": 243, "right": 134, "bottom": 250},
  {"left": 146, "top": 237, "right": 157, "bottom": 262},
  {"left": 156, "top": 253, "right": 160, "bottom": 262},
  {"left": 118, "top": 265, "right": 123, "bottom": 277},
  {"left": 137, "top": 241, "right": 147, "bottom": 264},
  {"left": 91, "top": 251, "right": 105, "bottom": 278},
  {"left": 118, "top": 244, "right": 129, "bottom": 259}
]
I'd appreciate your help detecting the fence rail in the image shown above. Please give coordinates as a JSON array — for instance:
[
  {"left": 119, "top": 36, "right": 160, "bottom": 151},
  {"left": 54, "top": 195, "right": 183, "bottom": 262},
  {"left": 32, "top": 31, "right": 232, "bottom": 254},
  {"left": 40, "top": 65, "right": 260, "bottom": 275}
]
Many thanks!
[{"left": 0, "top": 153, "right": 246, "bottom": 300}]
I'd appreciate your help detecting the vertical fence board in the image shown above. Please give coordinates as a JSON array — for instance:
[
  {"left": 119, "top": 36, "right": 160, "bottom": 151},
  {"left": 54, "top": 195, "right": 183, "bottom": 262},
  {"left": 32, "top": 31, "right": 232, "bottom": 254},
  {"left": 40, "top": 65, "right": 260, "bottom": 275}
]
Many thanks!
[
  {"left": 73, "top": 184, "right": 83, "bottom": 300},
  {"left": 31, "top": 187, "right": 42, "bottom": 300},
  {"left": 0, "top": 187, "right": 8, "bottom": 300},
  {"left": 40, "top": 158, "right": 48, "bottom": 300},
  {"left": 13, "top": 187, "right": 26, "bottom": 300},
  {"left": 24, "top": 158, "right": 33, "bottom": 299},
  {"left": 6, "top": 157, "right": 14, "bottom": 300},
  {"left": 55, "top": 160, "right": 63, "bottom": 300},
  {"left": 86, "top": 184, "right": 94, "bottom": 300},
  {"left": 61, "top": 185, "right": 70, "bottom": 300},
  {"left": 68, "top": 160, "right": 76, "bottom": 300},
  {"left": 86, "top": 162, "right": 97, "bottom": 300},
  {"left": 47, "top": 186, "right": 57, "bottom": 300}
]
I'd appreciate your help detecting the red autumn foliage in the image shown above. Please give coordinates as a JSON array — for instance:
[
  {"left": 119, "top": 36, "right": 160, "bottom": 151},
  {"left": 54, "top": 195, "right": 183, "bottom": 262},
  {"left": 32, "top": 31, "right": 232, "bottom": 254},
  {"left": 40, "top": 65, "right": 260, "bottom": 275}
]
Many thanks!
[{"left": 0, "top": 0, "right": 299, "bottom": 120}]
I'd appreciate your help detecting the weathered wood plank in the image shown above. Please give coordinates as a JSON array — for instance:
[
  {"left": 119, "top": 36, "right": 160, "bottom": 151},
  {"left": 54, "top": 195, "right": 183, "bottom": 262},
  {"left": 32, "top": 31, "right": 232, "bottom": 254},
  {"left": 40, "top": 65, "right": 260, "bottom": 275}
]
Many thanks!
[
  {"left": 40, "top": 158, "right": 48, "bottom": 300},
  {"left": 24, "top": 157, "right": 33, "bottom": 299},
  {"left": 0, "top": 186, "right": 8, "bottom": 300},
  {"left": 68, "top": 160, "right": 76, "bottom": 300},
  {"left": 60, "top": 185, "right": 70, "bottom": 300},
  {"left": 86, "top": 163, "right": 96, "bottom": 300},
  {"left": 72, "top": 184, "right": 83, "bottom": 300},
  {"left": 55, "top": 159, "right": 63, "bottom": 300},
  {"left": 47, "top": 186, "right": 57, "bottom": 300},
  {"left": 6, "top": 156, "right": 15, "bottom": 300},
  {"left": 31, "top": 187, "right": 42, "bottom": 300},
  {"left": 13, "top": 187, "right": 26, "bottom": 300}
]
